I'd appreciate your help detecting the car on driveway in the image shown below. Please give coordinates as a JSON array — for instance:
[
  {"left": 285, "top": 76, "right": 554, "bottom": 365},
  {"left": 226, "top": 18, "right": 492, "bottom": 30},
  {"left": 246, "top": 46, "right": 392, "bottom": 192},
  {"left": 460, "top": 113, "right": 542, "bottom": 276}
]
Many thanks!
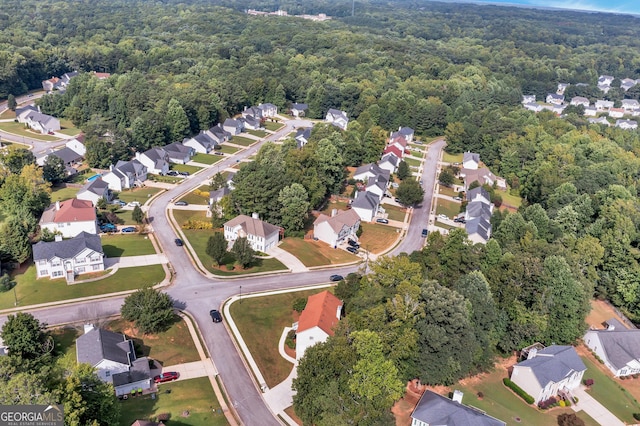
[
  {"left": 167, "top": 171, "right": 179, "bottom": 176},
  {"left": 127, "top": 201, "right": 141, "bottom": 207},
  {"left": 346, "top": 246, "right": 359, "bottom": 254},
  {"left": 121, "top": 226, "right": 137, "bottom": 233},
  {"left": 330, "top": 274, "right": 344, "bottom": 282},
  {"left": 214, "top": 152, "right": 224, "bottom": 156},
  {"left": 153, "top": 372, "right": 179, "bottom": 383},
  {"left": 112, "top": 199, "right": 126, "bottom": 207},
  {"left": 453, "top": 196, "right": 462, "bottom": 201},
  {"left": 179, "top": 171, "right": 190, "bottom": 176},
  {"left": 347, "top": 239, "right": 359, "bottom": 248},
  {"left": 100, "top": 223, "right": 117, "bottom": 233},
  {"left": 437, "top": 214, "right": 448, "bottom": 220},
  {"left": 174, "top": 201, "right": 188, "bottom": 206},
  {"left": 376, "top": 218, "right": 389, "bottom": 224},
  {"left": 210, "top": 309, "right": 223, "bottom": 323},
  {"left": 174, "top": 238, "right": 184, "bottom": 246}
]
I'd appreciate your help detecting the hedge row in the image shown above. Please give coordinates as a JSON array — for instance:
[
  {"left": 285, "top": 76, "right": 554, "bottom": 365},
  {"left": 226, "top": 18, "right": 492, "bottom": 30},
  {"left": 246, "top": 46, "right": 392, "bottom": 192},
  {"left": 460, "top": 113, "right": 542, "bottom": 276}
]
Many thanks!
[{"left": 503, "top": 378, "right": 535, "bottom": 404}]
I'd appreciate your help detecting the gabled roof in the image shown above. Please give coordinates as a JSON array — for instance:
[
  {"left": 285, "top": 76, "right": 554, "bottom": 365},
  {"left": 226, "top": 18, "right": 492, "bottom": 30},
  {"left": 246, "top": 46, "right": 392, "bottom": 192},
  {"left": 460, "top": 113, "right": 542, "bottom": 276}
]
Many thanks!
[
  {"left": 23, "top": 111, "right": 58, "bottom": 127},
  {"left": 353, "top": 163, "right": 386, "bottom": 179},
  {"left": 314, "top": 209, "right": 360, "bottom": 234},
  {"left": 209, "top": 186, "right": 231, "bottom": 201},
  {"left": 622, "top": 99, "right": 640, "bottom": 107},
  {"left": 383, "top": 145, "right": 403, "bottom": 158},
  {"left": 79, "top": 177, "right": 109, "bottom": 196},
  {"left": 352, "top": 191, "right": 379, "bottom": 211},
  {"left": 590, "top": 321, "right": 640, "bottom": 371},
  {"left": 113, "top": 159, "right": 145, "bottom": 177},
  {"left": 411, "top": 391, "right": 505, "bottom": 426},
  {"left": 141, "top": 147, "right": 168, "bottom": 162},
  {"left": 547, "top": 93, "right": 564, "bottom": 100},
  {"left": 463, "top": 152, "right": 480, "bottom": 164},
  {"left": 32, "top": 231, "right": 103, "bottom": 262},
  {"left": 291, "top": 103, "right": 308, "bottom": 111},
  {"left": 16, "top": 105, "right": 38, "bottom": 117},
  {"left": 326, "top": 109, "right": 347, "bottom": 120},
  {"left": 209, "top": 124, "right": 231, "bottom": 140},
  {"left": 112, "top": 357, "right": 150, "bottom": 387},
  {"left": 164, "top": 142, "right": 193, "bottom": 156},
  {"left": 50, "top": 147, "right": 82, "bottom": 164},
  {"left": 467, "top": 187, "right": 491, "bottom": 204},
  {"left": 389, "top": 135, "right": 408, "bottom": 148},
  {"left": 40, "top": 198, "right": 96, "bottom": 224},
  {"left": 515, "top": 345, "right": 586, "bottom": 389},
  {"left": 297, "top": 291, "right": 342, "bottom": 335},
  {"left": 466, "top": 202, "right": 492, "bottom": 220},
  {"left": 243, "top": 115, "right": 261, "bottom": 127},
  {"left": 465, "top": 216, "right": 491, "bottom": 241},
  {"left": 224, "top": 215, "right": 280, "bottom": 238},
  {"left": 380, "top": 154, "right": 399, "bottom": 167},
  {"left": 223, "top": 118, "right": 242, "bottom": 128},
  {"left": 243, "top": 106, "right": 262, "bottom": 118},
  {"left": 571, "top": 96, "right": 589, "bottom": 103},
  {"left": 76, "top": 327, "right": 133, "bottom": 366}
]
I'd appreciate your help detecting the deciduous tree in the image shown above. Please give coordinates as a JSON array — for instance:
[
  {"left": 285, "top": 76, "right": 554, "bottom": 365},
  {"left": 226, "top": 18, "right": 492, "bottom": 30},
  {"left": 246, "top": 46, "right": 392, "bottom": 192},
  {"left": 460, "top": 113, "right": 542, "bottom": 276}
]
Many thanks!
[
  {"left": 121, "top": 288, "right": 174, "bottom": 334},
  {"left": 231, "top": 237, "right": 255, "bottom": 269},
  {"left": 206, "top": 232, "right": 227, "bottom": 266},
  {"left": 1, "top": 312, "right": 49, "bottom": 360}
]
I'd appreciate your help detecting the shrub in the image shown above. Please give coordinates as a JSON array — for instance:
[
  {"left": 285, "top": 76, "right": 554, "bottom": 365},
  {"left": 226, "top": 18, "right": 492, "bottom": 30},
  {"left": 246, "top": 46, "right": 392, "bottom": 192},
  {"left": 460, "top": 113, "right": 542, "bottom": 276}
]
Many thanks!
[
  {"left": 559, "top": 400, "right": 566, "bottom": 407},
  {"left": 557, "top": 413, "right": 586, "bottom": 426},
  {"left": 584, "top": 378, "right": 594, "bottom": 386},
  {"left": 477, "top": 391, "right": 484, "bottom": 399},
  {"left": 157, "top": 413, "right": 170, "bottom": 421},
  {"left": 503, "top": 378, "right": 535, "bottom": 404},
  {"left": 633, "top": 413, "right": 640, "bottom": 421},
  {"left": 573, "top": 396, "right": 579, "bottom": 403},
  {"left": 293, "top": 298, "right": 307, "bottom": 313},
  {"left": 285, "top": 329, "right": 296, "bottom": 349},
  {"left": 538, "top": 396, "right": 558, "bottom": 409},
  {"left": 634, "top": 374, "right": 639, "bottom": 379},
  {"left": 225, "top": 263, "right": 235, "bottom": 271}
]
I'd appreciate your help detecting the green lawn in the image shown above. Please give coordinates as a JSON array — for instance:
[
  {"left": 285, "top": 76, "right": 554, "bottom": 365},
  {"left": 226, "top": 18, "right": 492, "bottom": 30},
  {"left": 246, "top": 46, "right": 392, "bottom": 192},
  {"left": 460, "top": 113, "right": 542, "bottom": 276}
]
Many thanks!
[
  {"left": 179, "top": 187, "right": 211, "bottom": 205},
  {"left": 436, "top": 198, "right": 463, "bottom": 219},
  {"left": 192, "top": 153, "right": 222, "bottom": 165},
  {"left": 173, "top": 210, "right": 207, "bottom": 226},
  {"left": 107, "top": 315, "right": 200, "bottom": 366},
  {"left": 443, "top": 152, "right": 463, "bottom": 163},
  {"left": 50, "top": 185, "right": 79, "bottom": 202},
  {"left": 58, "top": 119, "right": 81, "bottom": 136},
  {"left": 171, "top": 164, "right": 203, "bottom": 174},
  {"left": 148, "top": 174, "right": 182, "bottom": 184},
  {"left": 501, "top": 190, "right": 522, "bottom": 209},
  {"left": 383, "top": 204, "right": 406, "bottom": 222},
  {"left": 582, "top": 356, "right": 640, "bottom": 423},
  {"left": 101, "top": 234, "right": 156, "bottom": 257},
  {"left": 2, "top": 264, "right": 165, "bottom": 310},
  {"left": 359, "top": 222, "right": 402, "bottom": 254},
  {"left": 229, "top": 288, "right": 329, "bottom": 387},
  {"left": 246, "top": 129, "right": 268, "bottom": 138},
  {"left": 229, "top": 136, "right": 255, "bottom": 146},
  {"left": 438, "top": 186, "right": 459, "bottom": 197},
  {"left": 404, "top": 157, "right": 421, "bottom": 167},
  {"left": 434, "top": 220, "right": 457, "bottom": 230},
  {"left": 0, "top": 121, "right": 59, "bottom": 141},
  {"left": 279, "top": 238, "right": 358, "bottom": 267},
  {"left": 117, "top": 187, "right": 162, "bottom": 204},
  {"left": 264, "top": 122, "right": 284, "bottom": 131},
  {"left": 119, "top": 377, "right": 227, "bottom": 426},
  {"left": 181, "top": 229, "right": 288, "bottom": 275},
  {"left": 218, "top": 145, "right": 240, "bottom": 154}
]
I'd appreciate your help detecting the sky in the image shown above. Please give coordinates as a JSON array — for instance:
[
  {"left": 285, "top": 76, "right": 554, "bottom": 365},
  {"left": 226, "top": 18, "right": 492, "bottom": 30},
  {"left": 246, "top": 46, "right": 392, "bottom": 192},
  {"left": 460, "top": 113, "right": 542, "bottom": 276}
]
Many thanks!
[{"left": 469, "top": 0, "right": 640, "bottom": 15}]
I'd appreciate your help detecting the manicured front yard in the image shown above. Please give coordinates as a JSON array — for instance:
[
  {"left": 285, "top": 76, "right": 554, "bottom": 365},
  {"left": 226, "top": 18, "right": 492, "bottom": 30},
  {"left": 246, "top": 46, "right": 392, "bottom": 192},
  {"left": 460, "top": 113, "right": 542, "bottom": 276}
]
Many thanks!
[
  {"left": 0, "top": 121, "right": 59, "bottom": 141},
  {"left": 192, "top": 153, "right": 222, "bottom": 165},
  {"left": 438, "top": 186, "right": 459, "bottom": 197},
  {"left": 179, "top": 186, "right": 211, "bottom": 205},
  {"left": 107, "top": 315, "right": 200, "bottom": 366},
  {"left": 229, "top": 288, "right": 330, "bottom": 387},
  {"left": 264, "top": 121, "right": 284, "bottom": 131},
  {"left": 581, "top": 355, "right": 640, "bottom": 423},
  {"left": 230, "top": 136, "right": 256, "bottom": 146},
  {"left": 246, "top": 129, "right": 268, "bottom": 138},
  {"left": 434, "top": 220, "right": 457, "bottom": 230},
  {"left": 500, "top": 190, "right": 522, "bottom": 209},
  {"left": 403, "top": 157, "right": 421, "bottom": 167},
  {"left": 117, "top": 187, "right": 163, "bottom": 204},
  {"left": 319, "top": 200, "right": 349, "bottom": 215},
  {"left": 442, "top": 152, "right": 463, "bottom": 163},
  {"left": 101, "top": 233, "right": 156, "bottom": 257},
  {"left": 58, "top": 119, "right": 81, "bottom": 136},
  {"left": 50, "top": 185, "right": 80, "bottom": 202},
  {"left": 171, "top": 164, "right": 203, "bottom": 175},
  {"left": 358, "top": 222, "right": 401, "bottom": 254},
  {"left": 119, "top": 377, "right": 227, "bottom": 426},
  {"left": 279, "top": 238, "right": 358, "bottom": 267},
  {"left": 436, "top": 198, "right": 463, "bottom": 219},
  {"left": 2, "top": 264, "right": 165, "bottom": 310},
  {"left": 218, "top": 144, "right": 240, "bottom": 154},
  {"left": 383, "top": 204, "right": 406, "bottom": 222}
]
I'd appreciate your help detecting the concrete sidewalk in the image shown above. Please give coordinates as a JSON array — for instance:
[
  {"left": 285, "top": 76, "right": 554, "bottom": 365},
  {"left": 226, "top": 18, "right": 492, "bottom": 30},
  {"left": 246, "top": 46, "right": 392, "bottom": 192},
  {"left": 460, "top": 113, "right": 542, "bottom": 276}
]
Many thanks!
[
  {"left": 269, "top": 246, "right": 308, "bottom": 273},
  {"left": 572, "top": 386, "right": 625, "bottom": 426}
]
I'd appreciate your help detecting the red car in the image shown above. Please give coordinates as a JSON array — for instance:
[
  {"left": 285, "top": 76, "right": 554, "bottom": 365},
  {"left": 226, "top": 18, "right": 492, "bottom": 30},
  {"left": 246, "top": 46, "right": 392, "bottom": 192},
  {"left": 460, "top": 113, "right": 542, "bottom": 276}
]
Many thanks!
[{"left": 153, "top": 372, "right": 179, "bottom": 383}]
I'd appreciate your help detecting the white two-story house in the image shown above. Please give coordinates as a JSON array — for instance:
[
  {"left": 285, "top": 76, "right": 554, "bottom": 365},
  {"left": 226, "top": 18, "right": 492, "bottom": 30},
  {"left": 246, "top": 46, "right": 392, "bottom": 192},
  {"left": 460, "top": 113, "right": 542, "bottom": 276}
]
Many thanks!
[
  {"left": 223, "top": 214, "right": 280, "bottom": 253},
  {"left": 313, "top": 209, "right": 361, "bottom": 248},
  {"left": 32, "top": 231, "right": 104, "bottom": 282},
  {"left": 102, "top": 159, "right": 147, "bottom": 192},
  {"left": 39, "top": 199, "right": 98, "bottom": 238}
]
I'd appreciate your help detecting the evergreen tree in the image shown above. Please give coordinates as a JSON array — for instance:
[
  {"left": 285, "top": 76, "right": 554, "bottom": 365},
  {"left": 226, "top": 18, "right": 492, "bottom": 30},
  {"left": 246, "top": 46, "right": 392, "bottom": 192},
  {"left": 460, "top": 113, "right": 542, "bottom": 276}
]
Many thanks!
[
  {"left": 206, "top": 233, "right": 227, "bottom": 266},
  {"left": 231, "top": 237, "right": 255, "bottom": 269},
  {"left": 166, "top": 98, "right": 190, "bottom": 142},
  {"left": 7, "top": 94, "right": 16, "bottom": 111}
]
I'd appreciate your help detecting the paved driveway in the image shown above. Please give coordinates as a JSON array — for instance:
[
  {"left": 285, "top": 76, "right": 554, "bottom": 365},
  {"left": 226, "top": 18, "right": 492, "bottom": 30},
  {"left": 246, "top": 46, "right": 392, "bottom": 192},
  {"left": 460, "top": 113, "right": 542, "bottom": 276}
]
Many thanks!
[{"left": 572, "top": 386, "right": 625, "bottom": 426}]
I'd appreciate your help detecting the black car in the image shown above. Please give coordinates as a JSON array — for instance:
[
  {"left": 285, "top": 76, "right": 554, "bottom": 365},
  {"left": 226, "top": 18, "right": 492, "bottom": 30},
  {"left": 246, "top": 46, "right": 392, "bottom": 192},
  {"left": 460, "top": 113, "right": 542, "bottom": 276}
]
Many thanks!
[
  {"left": 421, "top": 229, "right": 429, "bottom": 237},
  {"left": 166, "top": 171, "right": 179, "bottom": 176},
  {"left": 346, "top": 246, "right": 359, "bottom": 254},
  {"left": 209, "top": 309, "right": 223, "bottom": 323},
  {"left": 329, "top": 274, "right": 344, "bottom": 282},
  {"left": 347, "top": 239, "right": 359, "bottom": 248},
  {"left": 174, "top": 238, "right": 184, "bottom": 246},
  {"left": 179, "top": 171, "right": 190, "bottom": 176}
]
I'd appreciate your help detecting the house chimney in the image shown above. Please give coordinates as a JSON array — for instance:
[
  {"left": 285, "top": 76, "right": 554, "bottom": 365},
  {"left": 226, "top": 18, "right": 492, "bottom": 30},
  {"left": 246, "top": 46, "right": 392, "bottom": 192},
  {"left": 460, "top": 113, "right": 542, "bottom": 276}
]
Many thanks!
[
  {"left": 109, "top": 164, "right": 114, "bottom": 171},
  {"left": 452, "top": 390, "right": 463, "bottom": 404},
  {"left": 527, "top": 348, "right": 538, "bottom": 360},
  {"left": 135, "top": 152, "right": 140, "bottom": 160},
  {"left": 83, "top": 324, "right": 95, "bottom": 334},
  {"left": 54, "top": 235, "right": 62, "bottom": 242},
  {"left": 55, "top": 200, "right": 60, "bottom": 210},
  {"left": 252, "top": 212, "right": 259, "bottom": 220},
  {"left": 331, "top": 209, "right": 338, "bottom": 217}
]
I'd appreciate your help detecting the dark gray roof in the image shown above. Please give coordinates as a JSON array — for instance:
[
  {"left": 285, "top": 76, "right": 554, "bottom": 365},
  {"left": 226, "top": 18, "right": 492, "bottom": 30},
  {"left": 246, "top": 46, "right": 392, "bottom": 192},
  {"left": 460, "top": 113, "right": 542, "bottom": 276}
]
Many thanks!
[
  {"left": 80, "top": 177, "right": 109, "bottom": 196},
  {"left": 193, "top": 132, "right": 215, "bottom": 147},
  {"left": 164, "top": 142, "right": 193, "bottom": 156},
  {"left": 112, "top": 357, "right": 150, "bottom": 387},
  {"left": 113, "top": 159, "right": 145, "bottom": 177},
  {"left": 463, "top": 152, "right": 480, "bottom": 164},
  {"left": 516, "top": 345, "right": 586, "bottom": 388},
  {"left": 590, "top": 321, "right": 640, "bottom": 371},
  {"left": 547, "top": 93, "right": 564, "bottom": 100},
  {"left": 291, "top": 103, "right": 308, "bottom": 111},
  {"left": 352, "top": 191, "right": 379, "bottom": 211},
  {"left": 604, "top": 318, "right": 628, "bottom": 330},
  {"left": 465, "top": 216, "right": 491, "bottom": 241},
  {"left": 380, "top": 154, "right": 399, "bottom": 166},
  {"left": 326, "top": 108, "right": 347, "bottom": 120},
  {"left": 466, "top": 202, "right": 492, "bottom": 220},
  {"left": 142, "top": 147, "right": 168, "bottom": 162},
  {"left": 467, "top": 187, "right": 491, "bottom": 204},
  {"left": 16, "top": 105, "right": 38, "bottom": 116},
  {"left": 209, "top": 124, "right": 231, "bottom": 141},
  {"left": 32, "top": 232, "right": 103, "bottom": 262},
  {"left": 354, "top": 163, "right": 389, "bottom": 181},
  {"left": 243, "top": 115, "right": 261, "bottom": 127},
  {"left": 224, "top": 118, "right": 242, "bottom": 128},
  {"left": 50, "top": 147, "right": 82, "bottom": 164},
  {"left": 243, "top": 106, "right": 262, "bottom": 118},
  {"left": 209, "top": 186, "right": 231, "bottom": 202},
  {"left": 76, "top": 327, "right": 133, "bottom": 366},
  {"left": 398, "top": 127, "right": 414, "bottom": 136},
  {"left": 295, "top": 128, "right": 311, "bottom": 146},
  {"left": 412, "top": 391, "right": 505, "bottom": 426}
]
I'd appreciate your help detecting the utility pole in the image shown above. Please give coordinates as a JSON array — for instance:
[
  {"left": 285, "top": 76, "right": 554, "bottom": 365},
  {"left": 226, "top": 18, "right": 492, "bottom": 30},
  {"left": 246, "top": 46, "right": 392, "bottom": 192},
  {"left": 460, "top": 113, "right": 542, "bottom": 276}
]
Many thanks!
[
  {"left": 239, "top": 285, "right": 242, "bottom": 304},
  {"left": 13, "top": 285, "right": 17, "bottom": 306}
]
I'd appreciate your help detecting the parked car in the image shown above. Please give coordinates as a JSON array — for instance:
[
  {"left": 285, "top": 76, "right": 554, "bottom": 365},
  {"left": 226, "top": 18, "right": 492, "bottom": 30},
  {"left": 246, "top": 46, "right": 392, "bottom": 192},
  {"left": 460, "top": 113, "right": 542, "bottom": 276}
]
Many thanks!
[
  {"left": 121, "top": 226, "right": 137, "bottom": 233},
  {"left": 112, "top": 199, "right": 126, "bottom": 207},
  {"left": 174, "top": 238, "right": 184, "bottom": 246},
  {"left": 174, "top": 201, "right": 188, "bottom": 206},
  {"left": 453, "top": 217, "right": 466, "bottom": 223},
  {"left": 453, "top": 196, "right": 462, "bottom": 201},
  {"left": 421, "top": 229, "right": 429, "bottom": 237},
  {"left": 153, "top": 372, "right": 179, "bottom": 383},
  {"left": 376, "top": 218, "right": 389, "bottom": 224},
  {"left": 347, "top": 239, "right": 359, "bottom": 248},
  {"left": 346, "top": 246, "right": 359, "bottom": 254},
  {"left": 100, "top": 223, "right": 117, "bottom": 232},
  {"left": 394, "top": 197, "right": 402, "bottom": 203},
  {"left": 179, "top": 171, "right": 190, "bottom": 176},
  {"left": 209, "top": 309, "right": 223, "bottom": 323},
  {"left": 330, "top": 274, "right": 344, "bottom": 282},
  {"left": 214, "top": 152, "right": 224, "bottom": 156},
  {"left": 437, "top": 214, "right": 448, "bottom": 220},
  {"left": 167, "top": 171, "right": 179, "bottom": 176},
  {"left": 127, "top": 201, "right": 141, "bottom": 207}
]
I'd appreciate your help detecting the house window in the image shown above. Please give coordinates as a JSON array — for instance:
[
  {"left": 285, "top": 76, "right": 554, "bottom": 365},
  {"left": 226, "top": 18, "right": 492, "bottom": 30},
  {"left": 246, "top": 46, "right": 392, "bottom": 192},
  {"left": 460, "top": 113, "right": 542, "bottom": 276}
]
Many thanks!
[
  {"left": 75, "top": 257, "right": 86, "bottom": 264},
  {"left": 92, "top": 264, "right": 101, "bottom": 271},
  {"left": 51, "top": 261, "right": 61, "bottom": 267},
  {"left": 38, "top": 260, "right": 48, "bottom": 266},
  {"left": 105, "top": 371, "right": 110, "bottom": 377},
  {"left": 52, "top": 271, "right": 64, "bottom": 278},
  {"left": 90, "top": 255, "right": 101, "bottom": 262},
  {"left": 76, "top": 267, "right": 85, "bottom": 274},
  {"left": 39, "top": 270, "right": 48, "bottom": 276}
]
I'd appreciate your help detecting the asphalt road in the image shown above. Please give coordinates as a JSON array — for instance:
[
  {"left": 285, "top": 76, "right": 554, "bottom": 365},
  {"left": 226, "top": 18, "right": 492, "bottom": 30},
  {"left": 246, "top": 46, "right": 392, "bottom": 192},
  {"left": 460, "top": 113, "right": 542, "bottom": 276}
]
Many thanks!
[{"left": 0, "top": 126, "right": 445, "bottom": 426}]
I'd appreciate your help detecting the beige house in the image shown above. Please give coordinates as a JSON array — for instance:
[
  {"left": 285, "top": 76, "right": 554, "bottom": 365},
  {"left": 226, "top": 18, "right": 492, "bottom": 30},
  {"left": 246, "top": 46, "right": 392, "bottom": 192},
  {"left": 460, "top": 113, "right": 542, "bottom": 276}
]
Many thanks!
[
  {"left": 313, "top": 209, "right": 361, "bottom": 248},
  {"left": 223, "top": 214, "right": 280, "bottom": 253}
]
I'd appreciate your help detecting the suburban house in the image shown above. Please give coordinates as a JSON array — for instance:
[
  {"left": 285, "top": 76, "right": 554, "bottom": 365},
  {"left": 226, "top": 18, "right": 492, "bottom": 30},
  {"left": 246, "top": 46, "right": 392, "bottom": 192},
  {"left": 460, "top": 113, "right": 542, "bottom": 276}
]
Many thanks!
[
  {"left": 223, "top": 214, "right": 280, "bottom": 253},
  {"left": 465, "top": 187, "right": 493, "bottom": 245},
  {"left": 366, "top": 177, "right": 388, "bottom": 201},
  {"left": 163, "top": 142, "right": 194, "bottom": 164},
  {"left": 325, "top": 109, "right": 349, "bottom": 130},
  {"left": 223, "top": 118, "right": 244, "bottom": 135},
  {"left": 466, "top": 187, "right": 491, "bottom": 206},
  {"left": 463, "top": 152, "right": 480, "bottom": 170},
  {"left": 621, "top": 78, "right": 638, "bottom": 92},
  {"left": 510, "top": 345, "right": 586, "bottom": 405},
  {"left": 258, "top": 103, "right": 278, "bottom": 117},
  {"left": 66, "top": 137, "right": 87, "bottom": 157},
  {"left": 242, "top": 106, "right": 263, "bottom": 119},
  {"left": 289, "top": 103, "right": 307, "bottom": 117},
  {"left": 460, "top": 167, "right": 506, "bottom": 190},
  {"left": 557, "top": 83, "right": 569, "bottom": 94},
  {"left": 595, "top": 100, "right": 614, "bottom": 111},
  {"left": 379, "top": 153, "right": 399, "bottom": 173},
  {"left": 391, "top": 126, "right": 414, "bottom": 144},
  {"left": 102, "top": 159, "right": 147, "bottom": 191},
  {"left": 183, "top": 132, "right": 217, "bottom": 154},
  {"left": 32, "top": 231, "right": 104, "bottom": 281},
  {"left": 17, "top": 107, "right": 60, "bottom": 134},
  {"left": 570, "top": 96, "right": 590, "bottom": 107},
  {"left": 621, "top": 99, "right": 640, "bottom": 111},
  {"left": 207, "top": 124, "right": 231, "bottom": 144},
  {"left": 584, "top": 318, "right": 640, "bottom": 377},
  {"left": 295, "top": 128, "right": 312, "bottom": 149},
  {"left": 76, "top": 324, "right": 152, "bottom": 397},
  {"left": 383, "top": 144, "right": 404, "bottom": 159},
  {"left": 313, "top": 208, "right": 361, "bottom": 248},
  {"left": 351, "top": 190, "right": 380, "bottom": 222},
  {"left": 589, "top": 117, "right": 610, "bottom": 126},
  {"left": 60, "top": 71, "right": 79, "bottom": 88},
  {"left": 42, "top": 77, "right": 62, "bottom": 92},
  {"left": 524, "top": 102, "right": 544, "bottom": 113},
  {"left": 209, "top": 186, "right": 231, "bottom": 206},
  {"left": 242, "top": 115, "right": 262, "bottom": 130},
  {"left": 39, "top": 199, "right": 98, "bottom": 238},
  {"left": 36, "top": 147, "right": 83, "bottom": 173},
  {"left": 598, "top": 75, "right": 615, "bottom": 86},
  {"left": 546, "top": 93, "right": 564, "bottom": 105},
  {"left": 609, "top": 108, "right": 625, "bottom": 118},
  {"left": 411, "top": 390, "right": 506, "bottom": 426},
  {"left": 616, "top": 119, "right": 638, "bottom": 130},
  {"left": 353, "top": 163, "right": 390, "bottom": 183},
  {"left": 584, "top": 106, "right": 597, "bottom": 117},
  {"left": 76, "top": 178, "right": 110, "bottom": 206},
  {"left": 522, "top": 94, "right": 536, "bottom": 103},
  {"left": 135, "top": 148, "right": 170, "bottom": 176},
  {"left": 294, "top": 290, "right": 342, "bottom": 360}
]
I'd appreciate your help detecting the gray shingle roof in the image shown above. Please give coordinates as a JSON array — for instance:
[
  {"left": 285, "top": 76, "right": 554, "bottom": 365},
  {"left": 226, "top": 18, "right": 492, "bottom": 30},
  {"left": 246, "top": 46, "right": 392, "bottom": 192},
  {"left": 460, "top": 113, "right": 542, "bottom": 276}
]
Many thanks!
[
  {"left": 32, "top": 231, "right": 103, "bottom": 262},
  {"left": 516, "top": 345, "right": 586, "bottom": 388},
  {"left": 164, "top": 142, "right": 193, "bottom": 157},
  {"left": 466, "top": 202, "right": 492, "bottom": 219},
  {"left": 112, "top": 357, "right": 150, "bottom": 387},
  {"left": 209, "top": 186, "right": 230, "bottom": 202},
  {"left": 80, "top": 177, "right": 109, "bottom": 196},
  {"left": 50, "top": 147, "right": 82, "bottom": 164},
  {"left": 352, "top": 191, "right": 379, "bottom": 211},
  {"left": 467, "top": 187, "right": 491, "bottom": 204},
  {"left": 412, "top": 391, "right": 505, "bottom": 426},
  {"left": 380, "top": 154, "right": 399, "bottom": 167},
  {"left": 76, "top": 327, "right": 133, "bottom": 366},
  {"left": 465, "top": 216, "right": 491, "bottom": 241},
  {"left": 291, "top": 103, "right": 308, "bottom": 111},
  {"left": 590, "top": 322, "right": 640, "bottom": 371},
  {"left": 463, "top": 152, "right": 480, "bottom": 164}
]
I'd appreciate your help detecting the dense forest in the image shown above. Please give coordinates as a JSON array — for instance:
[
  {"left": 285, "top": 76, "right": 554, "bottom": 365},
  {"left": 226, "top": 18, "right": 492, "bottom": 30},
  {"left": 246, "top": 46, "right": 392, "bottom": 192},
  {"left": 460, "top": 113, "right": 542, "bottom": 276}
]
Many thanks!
[{"left": 2, "top": 0, "right": 640, "bottom": 424}]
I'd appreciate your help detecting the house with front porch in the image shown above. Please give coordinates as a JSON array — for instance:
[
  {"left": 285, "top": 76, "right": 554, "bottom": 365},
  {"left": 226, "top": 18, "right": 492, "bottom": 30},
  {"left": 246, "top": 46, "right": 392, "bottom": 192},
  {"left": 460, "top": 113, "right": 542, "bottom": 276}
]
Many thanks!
[
  {"left": 135, "top": 147, "right": 170, "bottom": 176},
  {"left": 183, "top": 132, "right": 216, "bottom": 154},
  {"left": 510, "top": 345, "right": 586, "bottom": 404},
  {"left": 325, "top": 109, "right": 349, "bottom": 130},
  {"left": 351, "top": 191, "right": 380, "bottom": 222},
  {"left": 163, "top": 142, "right": 194, "bottom": 164},
  {"left": 223, "top": 213, "right": 280, "bottom": 253},
  {"left": 584, "top": 319, "right": 640, "bottom": 377},
  {"left": 313, "top": 209, "right": 360, "bottom": 248},
  {"left": 32, "top": 231, "right": 104, "bottom": 281}
]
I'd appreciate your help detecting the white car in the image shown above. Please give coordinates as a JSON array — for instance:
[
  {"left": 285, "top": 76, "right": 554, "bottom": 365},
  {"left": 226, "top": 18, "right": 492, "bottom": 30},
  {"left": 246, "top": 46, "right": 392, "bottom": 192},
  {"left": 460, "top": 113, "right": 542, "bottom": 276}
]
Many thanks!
[
  {"left": 438, "top": 214, "right": 448, "bottom": 220},
  {"left": 127, "top": 201, "right": 141, "bottom": 207}
]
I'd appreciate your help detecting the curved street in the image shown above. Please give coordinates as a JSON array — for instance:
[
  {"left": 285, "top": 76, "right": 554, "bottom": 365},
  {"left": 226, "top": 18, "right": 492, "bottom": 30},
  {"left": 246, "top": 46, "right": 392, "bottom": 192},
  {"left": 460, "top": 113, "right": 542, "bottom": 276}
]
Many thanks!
[{"left": 0, "top": 118, "right": 445, "bottom": 425}]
